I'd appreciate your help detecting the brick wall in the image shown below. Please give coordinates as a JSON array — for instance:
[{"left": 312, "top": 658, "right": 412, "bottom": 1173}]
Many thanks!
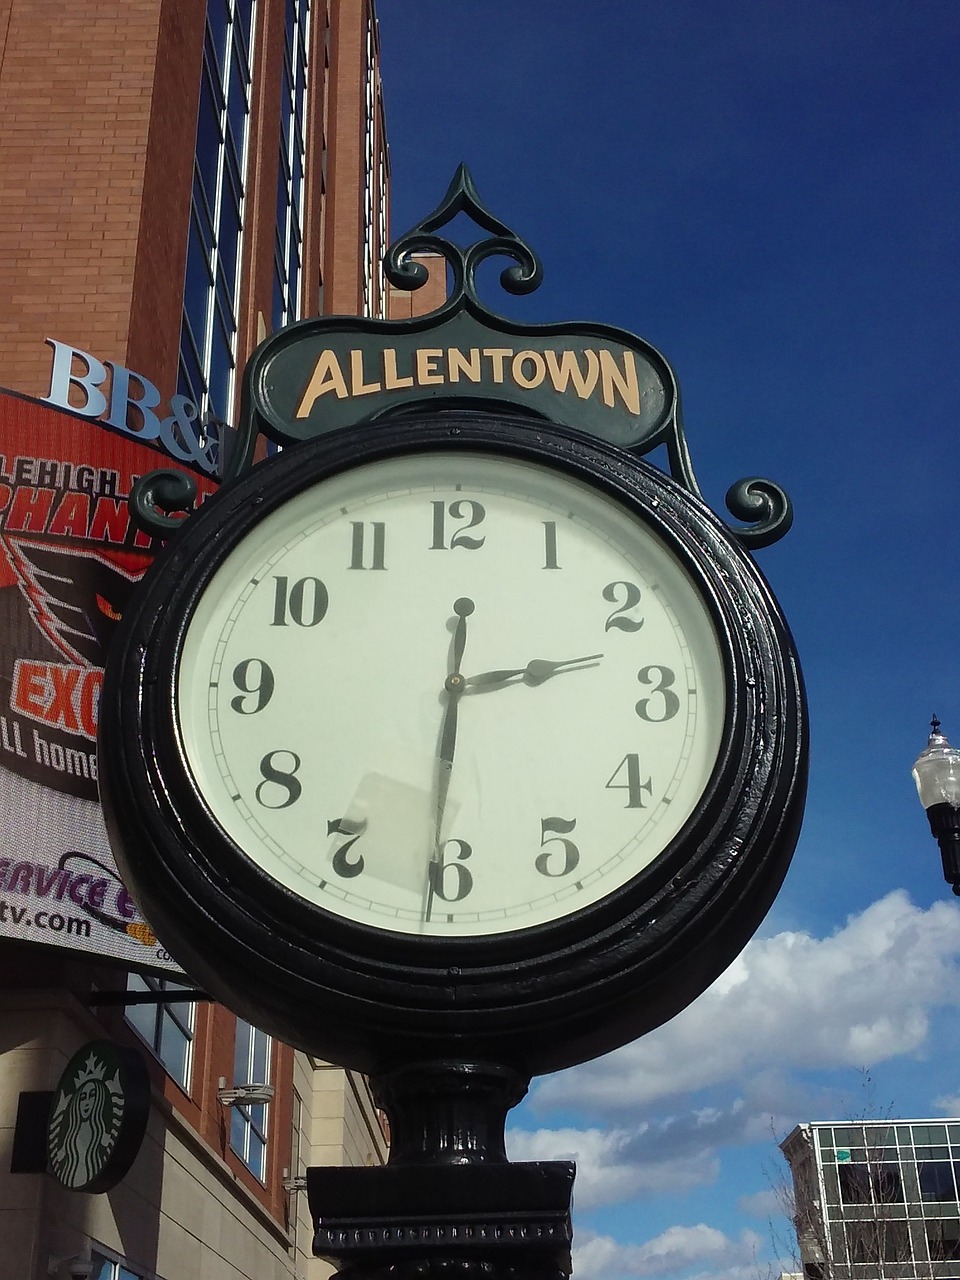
[{"left": 0, "top": 0, "right": 176, "bottom": 400}]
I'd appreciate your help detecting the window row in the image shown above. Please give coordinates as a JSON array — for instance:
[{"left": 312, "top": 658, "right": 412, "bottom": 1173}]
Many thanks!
[
  {"left": 821, "top": 1121, "right": 960, "bottom": 1151},
  {"left": 839, "top": 1217, "right": 960, "bottom": 1266},
  {"left": 833, "top": 1158, "right": 960, "bottom": 1205},
  {"left": 125, "top": 973, "right": 272, "bottom": 1182}
]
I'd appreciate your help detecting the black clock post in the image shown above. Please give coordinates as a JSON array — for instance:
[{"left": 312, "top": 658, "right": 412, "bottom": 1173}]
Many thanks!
[
  {"left": 308, "top": 1062, "right": 574, "bottom": 1280},
  {"left": 100, "top": 170, "right": 808, "bottom": 1280}
]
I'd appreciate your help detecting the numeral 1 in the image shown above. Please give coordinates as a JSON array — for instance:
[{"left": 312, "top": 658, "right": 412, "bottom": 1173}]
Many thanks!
[
  {"left": 542, "top": 521, "right": 560, "bottom": 569},
  {"left": 605, "top": 753, "right": 653, "bottom": 808},
  {"left": 349, "top": 521, "right": 386, "bottom": 570}
]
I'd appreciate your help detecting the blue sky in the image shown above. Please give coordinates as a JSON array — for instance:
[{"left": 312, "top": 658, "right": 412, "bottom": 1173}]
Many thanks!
[{"left": 376, "top": 3, "right": 960, "bottom": 1277}]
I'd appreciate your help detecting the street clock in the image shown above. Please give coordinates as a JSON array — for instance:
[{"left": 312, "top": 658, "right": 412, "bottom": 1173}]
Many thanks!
[{"left": 99, "top": 410, "right": 806, "bottom": 1076}]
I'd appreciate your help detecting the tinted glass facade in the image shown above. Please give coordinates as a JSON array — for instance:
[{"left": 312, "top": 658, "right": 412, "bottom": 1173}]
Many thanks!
[{"left": 782, "top": 1120, "right": 960, "bottom": 1279}]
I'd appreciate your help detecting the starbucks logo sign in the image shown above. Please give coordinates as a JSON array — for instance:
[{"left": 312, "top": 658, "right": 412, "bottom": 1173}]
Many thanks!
[{"left": 47, "top": 1040, "right": 150, "bottom": 1192}]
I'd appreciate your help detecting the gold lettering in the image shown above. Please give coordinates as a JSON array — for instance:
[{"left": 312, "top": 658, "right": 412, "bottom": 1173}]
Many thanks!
[
  {"left": 599, "top": 349, "right": 641, "bottom": 415},
  {"left": 383, "top": 348, "right": 414, "bottom": 390},
  {"left": 544, "top": 349, "right": 600, "bottom": 400},
  {"left": 415, "top": 349, "right": 444, "bottom": 386},
  {"left": 512, "top": 350, "right": 546, "bottom": 390},
  {"left": 350, "top": 349, "right": 382, "bottom": 396},
  {"left": 483, "top": 348, "right": 513, "bottom": 383},
  {"left": 295, "top": 350, "right": 349, "bottom": 417},
  {"left": 447, "top": 348, "right": 482, "bottom": 383}
]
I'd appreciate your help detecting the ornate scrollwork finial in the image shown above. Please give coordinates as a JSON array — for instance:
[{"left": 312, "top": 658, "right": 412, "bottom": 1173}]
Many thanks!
[
  {"left": 129, "top": 469, "right": 199, "bottom": 540},
  {"left": 723, "top": 477, "right": 794, "bottom": 549},
  {"left": 384, "top": 164, "right": 543, "bottom": 315}
]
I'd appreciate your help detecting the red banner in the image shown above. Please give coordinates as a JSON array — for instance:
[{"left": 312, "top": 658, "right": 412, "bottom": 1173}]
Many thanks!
[{"left": 0, "top": 388, "right": 214, "bottom": 971}]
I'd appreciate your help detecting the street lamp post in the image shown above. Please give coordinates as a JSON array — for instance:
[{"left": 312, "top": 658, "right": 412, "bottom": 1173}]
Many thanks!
[{"left": 912, "top": 717, "right": 960, "bottom": 893}]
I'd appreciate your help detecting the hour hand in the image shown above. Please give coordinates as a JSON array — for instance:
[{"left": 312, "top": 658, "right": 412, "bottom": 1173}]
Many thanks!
[{"left": 464, "top": 654, "right": 603, "bottom": 691}]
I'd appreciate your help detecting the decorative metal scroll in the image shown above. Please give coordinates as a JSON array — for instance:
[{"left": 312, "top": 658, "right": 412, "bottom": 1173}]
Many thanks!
[{"left": 132, "top": 165, "right": 791, "bottom": 548}]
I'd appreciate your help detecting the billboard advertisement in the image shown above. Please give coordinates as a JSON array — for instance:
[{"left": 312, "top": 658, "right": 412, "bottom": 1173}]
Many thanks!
[{"left": 0, "top": 386, "right": 214, "bottom": 972}]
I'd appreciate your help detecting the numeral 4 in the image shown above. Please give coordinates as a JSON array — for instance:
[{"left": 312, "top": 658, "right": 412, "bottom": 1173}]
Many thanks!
[{"left": 605, "top": 754, "right": 652, "bottom": 808}]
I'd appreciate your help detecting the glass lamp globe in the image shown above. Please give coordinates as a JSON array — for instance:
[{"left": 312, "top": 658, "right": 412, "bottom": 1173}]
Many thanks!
[{"left": 912, "top": 717, "right": 960, "bottom": 811}]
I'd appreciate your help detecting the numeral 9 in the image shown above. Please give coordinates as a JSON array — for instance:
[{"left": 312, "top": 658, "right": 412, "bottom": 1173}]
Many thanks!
[{"left": 231, "top": 659, "right": 275, "bottom": 714}]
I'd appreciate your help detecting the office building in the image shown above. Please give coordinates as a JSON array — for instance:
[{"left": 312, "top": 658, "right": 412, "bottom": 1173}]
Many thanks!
[
  {"left": 0, "top": 2, "right": 442, "bottom": 1276},
  {"left": 781, "top": 1119, "right": 960, "bottom": 1279}
]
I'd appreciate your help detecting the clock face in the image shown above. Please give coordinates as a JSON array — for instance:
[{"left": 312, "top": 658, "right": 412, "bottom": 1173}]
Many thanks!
[{"left": 176, "top": 449, "right": 726, "bottom": 938}]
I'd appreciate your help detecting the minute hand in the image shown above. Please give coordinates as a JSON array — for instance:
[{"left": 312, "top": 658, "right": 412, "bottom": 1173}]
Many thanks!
[{"left": 464, "top": 654, "right": 603, "bottom": 690}]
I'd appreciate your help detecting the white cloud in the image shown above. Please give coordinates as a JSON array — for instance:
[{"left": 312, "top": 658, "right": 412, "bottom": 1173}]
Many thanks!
[
  {"left": 507, "top": 1123, "right": 719, "bottom": 1208},
  {"left": 737, "top": 1187, "right": 784, "bottom": 1219},
  {"left": 509, "top": 1073, "right": 836, "bottom": 1208},
  {"left": 573, "top": 1224, "right": 762, "bottom": 1280},
  {"left": 534, "top": 892, "right": 960, "bottom": 1115}
]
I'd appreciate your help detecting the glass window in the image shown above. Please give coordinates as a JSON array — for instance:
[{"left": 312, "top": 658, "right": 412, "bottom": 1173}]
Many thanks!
[
  {"left": 833, "top": 1126, "right": 864, "bottom": 1147},
  {"left": 864, "top": 1125, "right": 896, "bottom": 1147},
  {"left": 92, "top": 1252, "right": 146, "bottom": 1280},
  {"left": 880, "top": 1221, "right": 912, "bottom": 1264},
  {"left": 230, "top": 1019, "right": 272, "bottom": 1181},
  {"left": 872, "top": 1163, "right": 904, "bottom": 1202},
  {"left": 273, "top": 0, "right": 310, "bottom": 331},
  {"left": 930, "top": 1220, "right": 960, "bottom": 1262},
  {"left": 839, "top": 1163, "right": 872, "bottom": 1203},
  {"left": 845, "top": 1220, "right": 912, "bottom": 1265},
  {"left": 360, "top": 8, "right": 379, "bottom": 317},
  {"left": 914, "top": 1124, "right": 949, "bottom": 1144},
  {"left": 178, "top": 0, "right": 255, "bottom": 428},
  {"left": 920, "top": 1161, "right": 958, "bottom": 1201},
  {"left": 125, "top": 973, "right": 195, "bottom": 1090},
  {"left": 288, "top": 1089, "right": 304, "bottom": 1244}
]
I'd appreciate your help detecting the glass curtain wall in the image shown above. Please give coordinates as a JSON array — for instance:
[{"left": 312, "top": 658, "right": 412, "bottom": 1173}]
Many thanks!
[{"left": 179, "top": 0, "right": 256, "bottom": 427}]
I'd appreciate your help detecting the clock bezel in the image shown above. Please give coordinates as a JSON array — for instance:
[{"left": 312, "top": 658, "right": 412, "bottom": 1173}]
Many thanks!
[{"left": 99, "top": 411, "right": 807, "bottom": 1076}]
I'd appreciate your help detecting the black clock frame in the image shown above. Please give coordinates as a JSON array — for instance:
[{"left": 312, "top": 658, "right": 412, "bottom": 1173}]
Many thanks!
[{"left": 99, "top": 410, "right": 807, "bottom": 1078}]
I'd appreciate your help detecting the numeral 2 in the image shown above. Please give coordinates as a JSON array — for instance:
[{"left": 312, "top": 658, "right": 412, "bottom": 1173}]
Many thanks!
[{"left": 603, "top": 581, "right": 644, "bottom": 632}]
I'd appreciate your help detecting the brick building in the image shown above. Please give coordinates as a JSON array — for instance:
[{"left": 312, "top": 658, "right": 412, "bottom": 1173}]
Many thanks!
[{"left": 0, "top": 3, "right": 441, "bottom": 1278}]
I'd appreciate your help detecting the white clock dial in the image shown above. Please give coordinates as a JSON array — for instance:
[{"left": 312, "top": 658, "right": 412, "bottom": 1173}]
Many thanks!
[{"left": 176, "top": 450, "right": 726, "bottom": 937}]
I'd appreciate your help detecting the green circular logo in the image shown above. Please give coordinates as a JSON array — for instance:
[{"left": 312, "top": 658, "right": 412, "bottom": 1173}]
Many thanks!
[{"left": 47, "top": 1040, "right": 149, "bottom": 1192}]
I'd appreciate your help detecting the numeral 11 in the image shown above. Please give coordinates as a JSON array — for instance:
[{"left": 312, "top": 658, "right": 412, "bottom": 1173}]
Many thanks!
[{"left": 350, "top": 521, "right": 386, "bottom": 570}]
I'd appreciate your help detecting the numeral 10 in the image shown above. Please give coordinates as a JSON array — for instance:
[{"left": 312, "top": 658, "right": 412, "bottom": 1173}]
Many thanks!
[{"left": 270, "top": 576, "right": 329, "bottom": 627}]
